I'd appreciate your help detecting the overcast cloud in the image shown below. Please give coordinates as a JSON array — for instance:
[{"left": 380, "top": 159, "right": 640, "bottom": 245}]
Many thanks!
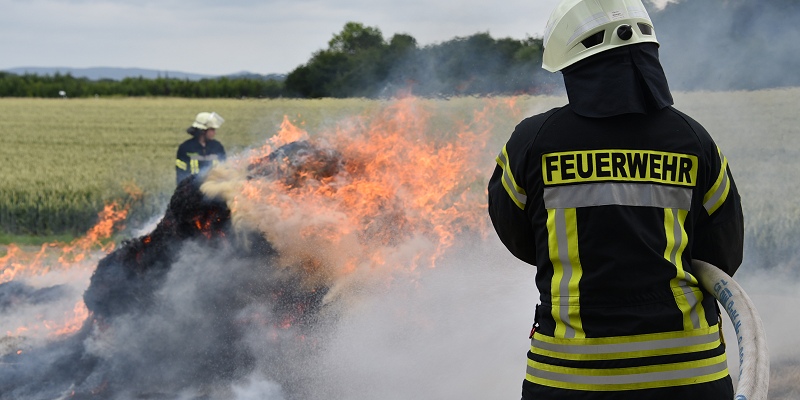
[{"left": 0, "top": 0, "right": 570, "bottom": 76}]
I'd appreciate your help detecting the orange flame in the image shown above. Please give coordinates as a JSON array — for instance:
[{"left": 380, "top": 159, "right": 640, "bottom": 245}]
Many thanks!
[
  {"left": 245, "top": 115, "right": 311, "bottom": 168},
  {"left": 203, "top": 96, "right": 520, "bottom": 295},
  {"left": 3, "top": 202, "right": 125, "bottom": 339},
  {"left": 46, "top": 301, "right": 90, "bottom": 337},
  {"left": 1, "top": 202, "right": 128, "bottom": 284},
  {"left": 6, "top": 300, "right": 89, "bottom": 338}
]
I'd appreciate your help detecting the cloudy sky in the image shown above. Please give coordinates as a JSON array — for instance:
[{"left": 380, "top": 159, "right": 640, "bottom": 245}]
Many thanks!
[{"left": 0, "top": 0, "right": 576, "bottom": 76}]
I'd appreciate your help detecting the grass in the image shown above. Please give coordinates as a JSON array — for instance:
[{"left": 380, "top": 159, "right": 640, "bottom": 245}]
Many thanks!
[{"left": 0, "top": 232, "right": 75, "bottom": 246}]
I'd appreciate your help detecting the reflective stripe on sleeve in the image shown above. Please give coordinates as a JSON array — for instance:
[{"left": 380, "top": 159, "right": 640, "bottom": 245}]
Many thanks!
[
  {"left": 543, "top": 182, "right": 692, "bottom": 210},
  {"left": 496, "top": 145, "right": 527, "bottom": 210},
  {"left": 703, "top": 148, "right": 731, "bottom": 215},
  {"left": 176, "top": 159, "right": 187, "bottom": 170},
  {"left": 190, "top": 159, "right": 200, "bottom": 174}
]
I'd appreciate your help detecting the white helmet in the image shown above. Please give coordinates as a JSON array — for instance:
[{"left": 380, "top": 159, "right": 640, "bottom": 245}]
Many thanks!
[
  {"left": 542, "top": 0, "right": 659, "bottom": 72},
  {"left": 191, "top": 112, "right": 225, "bottom": 130}
]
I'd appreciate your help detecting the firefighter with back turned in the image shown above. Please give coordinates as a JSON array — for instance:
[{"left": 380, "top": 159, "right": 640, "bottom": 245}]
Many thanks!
[
  {"left": 487, "top": 0, "right": 744, "bottom": 398},
  {"left": 176, "top": 112, "right": 227, "bottom": 185}
]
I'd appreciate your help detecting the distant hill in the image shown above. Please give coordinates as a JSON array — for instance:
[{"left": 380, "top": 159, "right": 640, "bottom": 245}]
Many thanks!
[{"left": 3, "top": 67, "right": 285, "bottom": 81}]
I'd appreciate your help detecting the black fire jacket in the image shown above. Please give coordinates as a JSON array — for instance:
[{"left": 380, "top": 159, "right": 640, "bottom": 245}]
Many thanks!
[
  {"left": 488, "top": 105, "right": 744, "bottom": 398},
  {"left": 175, "top": 137, "right": 226, "bottom": 184}
]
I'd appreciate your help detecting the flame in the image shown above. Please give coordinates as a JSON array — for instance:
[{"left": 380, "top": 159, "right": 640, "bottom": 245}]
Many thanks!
[
  {"left": 46, "top": 301, "right": 90, "bottom": 337},
  {"left": 6, "top": 300, "right": 89, "bottom": 338},
  {"left": 244, "top": 115, "right": 311, "bottom": 168},
  {"left": 202, "top": 96, "right": 520, "bottom": 297},
  {"left": 1, "top": 202, "right": 128, "bottom": 284},
  {"left": 3, "top": 202, "right": 125, "bottom": 339}
]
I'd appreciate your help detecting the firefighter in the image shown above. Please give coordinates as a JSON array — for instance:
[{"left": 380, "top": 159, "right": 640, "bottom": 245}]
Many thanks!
[
  {"left": 176, "top": 112, "right": 227, "bottom": 184},
  {"left": 487, "top": 0, "right": 744, "bottom": 399}
]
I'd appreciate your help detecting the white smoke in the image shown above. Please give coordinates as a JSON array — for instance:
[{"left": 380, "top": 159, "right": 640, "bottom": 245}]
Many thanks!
[
  {"left": 308, "top": 234, "right": 536, "bottom": 399},
  {"left": 647, "top": 0, "right": 680, "bottom": 10}
]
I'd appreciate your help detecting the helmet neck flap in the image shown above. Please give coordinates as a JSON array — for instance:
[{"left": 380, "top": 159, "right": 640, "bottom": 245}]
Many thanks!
[{"left": 562, "top": 42, "right": 673, "bottom": 118}]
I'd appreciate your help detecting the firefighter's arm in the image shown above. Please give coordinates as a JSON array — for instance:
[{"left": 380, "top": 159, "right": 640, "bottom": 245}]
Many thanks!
[
  {"left": 175, "top": 145, "right": 190, "bottom": 184},
  {"left": 218, "top": 143, "right": 227, "bottom": 162},
  {"left": 488, "top": 133, "right": 538, "bottom": 266},
  {"left": 693, "top": 146, "right": 744, "bottom": 276}
]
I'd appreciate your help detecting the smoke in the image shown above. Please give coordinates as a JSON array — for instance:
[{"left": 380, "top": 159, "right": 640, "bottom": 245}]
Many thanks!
[
  {"left": 669, "top": 88, "right": 800, "bottom": 397},
  {"left": 652, "top": 0, "right": 800, "bottom": 91},
  {"left": 305, "top": 234, "right": 535, "bottom": 399},
  {"left": 647, "top": 0, "right": 680, "bottom": 10}
]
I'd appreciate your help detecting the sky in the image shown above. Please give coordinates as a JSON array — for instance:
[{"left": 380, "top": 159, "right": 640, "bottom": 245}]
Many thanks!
[
  {"left": 0, "top": 0, "right": 576, "bottom": 76},
  {"left": 0, "top": 0, "right": 558, "bottom": 75}
]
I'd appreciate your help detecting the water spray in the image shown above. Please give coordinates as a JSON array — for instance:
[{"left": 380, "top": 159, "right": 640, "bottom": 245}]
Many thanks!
[{"left": 692, "top": 259, "right": 770, "bottom": 400}]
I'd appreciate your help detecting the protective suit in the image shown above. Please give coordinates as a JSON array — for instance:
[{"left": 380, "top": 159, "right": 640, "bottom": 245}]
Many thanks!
[
  {"left": 176, "top": 112, "right": 227, "bottom": 184},
  {"left": 487, "top": 1, "right": 744, "bottom": 398}
]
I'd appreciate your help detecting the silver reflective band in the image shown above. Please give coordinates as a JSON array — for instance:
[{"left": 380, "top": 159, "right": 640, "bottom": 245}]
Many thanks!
[
  {"left": 553, "top": 208, "right": 578, "bottom": 339},
  {"left": 703, "top": 170, "right": 729, "bottom": 212},
  {"left": 566, "top": 12, "right": 611, "bottom": 45},
  {"left": 497, "top": 149, "right": 527, "bottom": 207},
  {"left": 189, "top": 154, "right": 220, "bottom": 161},
  {"left": 527, "top": 359, "right": 727, "bottom": 385},
  {"left": 543, "top": 182, "right": 691, "bottom": 210},
  {"left": 626, "top": 6, "right": 651, "bottom": 20},
  {"left": 503, "top": 168, "right": 527, "bottom": 206},
  {"left": 532, "top": 330, "right": 719, "bottom": 355}
]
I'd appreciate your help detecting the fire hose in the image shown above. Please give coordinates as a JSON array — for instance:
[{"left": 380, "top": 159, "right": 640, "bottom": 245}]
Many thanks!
[{"left": 692, "top": 259, "right": 770, "bottom": 400}]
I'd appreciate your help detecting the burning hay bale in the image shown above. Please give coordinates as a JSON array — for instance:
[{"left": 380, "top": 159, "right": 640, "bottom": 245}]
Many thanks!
[
  {"left": 83, "top": 175, "right": 234, "bottom": 319},
  {"left": 2, "top": 98, "right": 496, "bottom": 399},
  {"left": 246, "top": 140, "right": 344, "bottom": 187},
  {"left": 85, "top": 140, "right": 344, "bottom": 323},
  {"left": 2, "top": 141, "right": 344, "bottom": 399}
]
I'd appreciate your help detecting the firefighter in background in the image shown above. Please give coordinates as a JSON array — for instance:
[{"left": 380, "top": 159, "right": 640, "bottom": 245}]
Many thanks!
[
  {"left": 176, "top": 112, "right": 226, "bottom": 184},
  {"left": 487, "top": 0, "right": 744, "bottom": 399}
]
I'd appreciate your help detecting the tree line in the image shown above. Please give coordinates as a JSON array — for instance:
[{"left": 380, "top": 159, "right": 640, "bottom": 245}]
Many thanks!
[
  {"left": 0, "top": 22, "right": 558, "bottom": 99},
  {"left": 0, "top": 72, "right": 285, "bottom": 99}
]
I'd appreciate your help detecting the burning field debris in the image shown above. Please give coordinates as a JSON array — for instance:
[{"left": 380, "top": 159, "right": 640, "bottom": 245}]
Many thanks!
[{"left": 1, "top": 98, "right": 516, "bottom": 399}]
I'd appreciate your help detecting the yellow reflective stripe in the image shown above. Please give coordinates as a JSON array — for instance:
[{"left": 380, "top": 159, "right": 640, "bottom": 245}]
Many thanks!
[
  {"left": 526, "top": 354, "right": 728, "bottom": 391},
  {"left": 703, "top": 148, "right": 731, "bottom": 215},
  {"left": 176, "top": 159, "right": 187, "bottom": 170},
  {"left": 190, "top": 159, "right": 200, "bottom": 174},
  {"left": 664, "top": 208, "right": 707, "bottom": 330},
  {"left": 547, "top": 208, "right": 584, "bottom": 339},
  {"left": 531, "top": 326, "right": 721, "bottom": 361},
  {"left": 496, "top": 145, "right": 527, "bottom": 210}
]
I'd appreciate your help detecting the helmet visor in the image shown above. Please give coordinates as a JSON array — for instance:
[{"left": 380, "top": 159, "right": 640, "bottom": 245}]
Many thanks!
[{"left": 206, "top": 112, "right": 225, "bottom": 129}]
